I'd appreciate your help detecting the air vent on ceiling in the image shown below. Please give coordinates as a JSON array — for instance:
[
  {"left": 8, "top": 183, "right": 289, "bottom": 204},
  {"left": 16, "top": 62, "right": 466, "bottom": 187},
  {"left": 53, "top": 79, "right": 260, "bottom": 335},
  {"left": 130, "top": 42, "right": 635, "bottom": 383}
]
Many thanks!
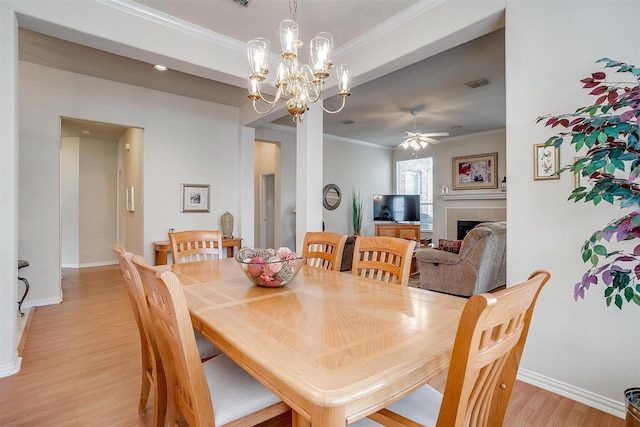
[
  {"left": 465, "top": 78, "right": 490, "bottom": 89},
  {"left": 232, "top": 0, "right": 249, "bottom": 6},
  {"left": 340, "top": 119, "right": 355, "bottom": 125}
]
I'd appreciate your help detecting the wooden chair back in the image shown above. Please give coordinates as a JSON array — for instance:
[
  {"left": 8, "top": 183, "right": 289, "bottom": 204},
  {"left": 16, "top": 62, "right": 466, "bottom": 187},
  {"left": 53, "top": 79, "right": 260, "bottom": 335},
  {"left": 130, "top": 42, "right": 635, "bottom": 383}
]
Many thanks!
[
  {"left": 301, "top": 231, "right": 348, "bottom": 271},
  {"left": 110, "top": 245, "right": 165, "bottom": 426},
  {"left": 370, "top": 270, "right": 551, "bottom": 427},
  {"left": 169, "top": 230, "right": 223, "bottom": 264},
  {"left": 351, "top": 236, "right": 416, "bottom": 285},
  {"left": 132, "top": 256, "right": 214, "bottom": 427}
]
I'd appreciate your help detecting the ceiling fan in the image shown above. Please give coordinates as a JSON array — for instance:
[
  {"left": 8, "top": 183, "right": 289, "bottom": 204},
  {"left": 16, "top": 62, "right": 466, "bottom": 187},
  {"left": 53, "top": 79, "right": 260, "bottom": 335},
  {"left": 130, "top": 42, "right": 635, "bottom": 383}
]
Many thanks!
[{"left": 399, "top": 110, "right": 449, "bottom": 150}]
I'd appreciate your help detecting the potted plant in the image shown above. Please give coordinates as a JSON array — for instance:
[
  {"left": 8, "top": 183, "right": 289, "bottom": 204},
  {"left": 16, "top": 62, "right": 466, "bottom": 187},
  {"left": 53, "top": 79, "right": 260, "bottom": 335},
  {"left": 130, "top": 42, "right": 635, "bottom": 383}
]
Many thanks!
[
  {"left": 352, "top": 190, "right": 364, "bottom": 236},
  {"left": 537, "top": 58, "right": 640, "bottom": 425}
]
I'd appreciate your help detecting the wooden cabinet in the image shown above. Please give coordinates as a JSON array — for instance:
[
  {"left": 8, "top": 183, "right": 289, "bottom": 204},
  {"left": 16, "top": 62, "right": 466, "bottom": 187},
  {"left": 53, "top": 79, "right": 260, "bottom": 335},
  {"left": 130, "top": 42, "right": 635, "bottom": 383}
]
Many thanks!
[{"left": 375, "top": 224, "right": 420, "bottom": 240}]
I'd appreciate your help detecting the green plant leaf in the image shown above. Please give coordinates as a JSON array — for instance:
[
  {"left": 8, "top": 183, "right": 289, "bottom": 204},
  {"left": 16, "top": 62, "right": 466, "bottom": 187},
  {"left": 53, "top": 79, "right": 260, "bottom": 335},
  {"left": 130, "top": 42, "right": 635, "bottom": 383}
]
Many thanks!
[
  {"left": 624, "top": 286, "right": 635, "bottom": 301},
  {"left": 593, "top": 245, "right": 608, "bottom": 256},
  {"left": 615, "top": 294, "right": 623, "bottom": 309},
  {"left": 590, "top": 253, "right": 599, "bottom": 266},
  {"left": 582, "top": 248, "right": 592, "bottom": 262},
  {"left": 605, "top": 286, "right": 614, "bottom": 297},
  {"left": 597, "top": 132, "right": 607, "bottom": 144}
]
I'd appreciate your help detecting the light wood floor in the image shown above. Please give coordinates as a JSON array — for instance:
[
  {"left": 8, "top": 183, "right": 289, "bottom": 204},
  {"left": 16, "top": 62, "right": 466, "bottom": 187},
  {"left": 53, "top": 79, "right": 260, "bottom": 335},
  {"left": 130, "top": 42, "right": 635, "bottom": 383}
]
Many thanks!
[{"left": 0, "top": 265, "right": 624, "bottom": 426}]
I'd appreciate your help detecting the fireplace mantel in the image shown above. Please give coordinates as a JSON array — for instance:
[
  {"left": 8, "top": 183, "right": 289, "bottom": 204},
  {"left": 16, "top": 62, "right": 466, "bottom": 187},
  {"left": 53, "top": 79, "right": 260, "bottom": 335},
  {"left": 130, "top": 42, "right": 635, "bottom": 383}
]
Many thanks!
[{"left": 440, "top": 192, "right": 506, "bottom": 201}]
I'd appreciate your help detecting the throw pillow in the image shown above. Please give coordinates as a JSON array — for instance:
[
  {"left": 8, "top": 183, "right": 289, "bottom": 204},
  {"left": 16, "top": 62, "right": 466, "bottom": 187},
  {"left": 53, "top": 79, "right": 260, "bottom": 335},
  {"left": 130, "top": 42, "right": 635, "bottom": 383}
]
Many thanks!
[{"left": 437, "top": 239, "right": 462, "bottom": 254}]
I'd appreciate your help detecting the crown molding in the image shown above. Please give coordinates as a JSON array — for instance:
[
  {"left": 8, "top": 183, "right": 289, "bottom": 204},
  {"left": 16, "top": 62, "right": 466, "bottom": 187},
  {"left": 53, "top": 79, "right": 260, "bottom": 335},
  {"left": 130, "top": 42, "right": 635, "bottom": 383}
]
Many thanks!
[
  {"left": 96, "top": 0, "right": 246, "bottom": 53},
  {"left": 337, "top": 0, "right": 446, "bottom": 58}
]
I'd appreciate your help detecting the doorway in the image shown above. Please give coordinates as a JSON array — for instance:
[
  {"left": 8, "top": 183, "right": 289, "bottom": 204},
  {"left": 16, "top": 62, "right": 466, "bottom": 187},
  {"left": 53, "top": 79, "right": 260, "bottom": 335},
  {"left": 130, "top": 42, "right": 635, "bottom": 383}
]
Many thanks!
[
  {"left": 60, "top": 117, "right": 143, "bottom": 267},
  {"left": 261, "top": 174, "right": 275, "bottom": 248}
]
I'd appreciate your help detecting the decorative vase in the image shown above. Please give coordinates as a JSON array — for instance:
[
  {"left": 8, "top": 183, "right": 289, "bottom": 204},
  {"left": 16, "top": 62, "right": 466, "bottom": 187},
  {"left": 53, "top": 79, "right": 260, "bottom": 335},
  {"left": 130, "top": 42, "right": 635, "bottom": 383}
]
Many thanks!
[
  {"left": 221, "top": 211, "right": 234, "bottom": 238},
  {"left": 626, "top": 388, "right": 640, "bottom": 427}
]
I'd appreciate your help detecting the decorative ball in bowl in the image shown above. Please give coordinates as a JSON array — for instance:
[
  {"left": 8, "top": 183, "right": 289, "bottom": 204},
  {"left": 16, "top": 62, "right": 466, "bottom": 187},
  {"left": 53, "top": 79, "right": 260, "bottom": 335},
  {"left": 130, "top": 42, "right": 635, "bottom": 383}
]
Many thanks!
[{"left": 235, "top": 247, "right": 305, "bottom": 288}]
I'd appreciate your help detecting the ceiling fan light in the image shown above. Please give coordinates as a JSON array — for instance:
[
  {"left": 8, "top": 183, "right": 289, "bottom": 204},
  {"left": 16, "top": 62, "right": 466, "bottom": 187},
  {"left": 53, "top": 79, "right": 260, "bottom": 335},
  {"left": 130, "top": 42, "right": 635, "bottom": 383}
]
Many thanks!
[
  {"left": 401, "top": 141, "right": 409, "bottom": 149},
  {"left": 420, "top": 140, "right": 428, "bottom": 148}
]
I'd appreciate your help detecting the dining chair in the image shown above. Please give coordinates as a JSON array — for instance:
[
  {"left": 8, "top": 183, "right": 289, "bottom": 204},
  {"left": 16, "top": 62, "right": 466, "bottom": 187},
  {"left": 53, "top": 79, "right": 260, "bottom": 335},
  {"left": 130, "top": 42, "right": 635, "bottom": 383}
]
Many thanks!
[
  {"left": 112, "top": 245, "right": 222, "bottom": 426},
  {"left": 111, "top": 244, "right": 166, "bottom": 427},
  {"left": 301, "top": 231, "right": 348, "bottom": 271},
  {"left": 169, "top": 230, "right": 224, "bottom": 264},
  {"left": 351, "top": 236, "right": 416, "bottom": 286},
  {"left": 351, "top": 270, "right": 551, "bottom": 427},
  {"left": 132, "top": 256, "right": 290, "bottom": 427}
]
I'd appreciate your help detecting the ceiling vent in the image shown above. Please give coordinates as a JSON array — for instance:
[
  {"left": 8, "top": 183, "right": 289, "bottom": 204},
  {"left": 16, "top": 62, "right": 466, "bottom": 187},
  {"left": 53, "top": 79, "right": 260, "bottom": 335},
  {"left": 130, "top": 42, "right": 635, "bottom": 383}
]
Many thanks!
[
  {"left": 232, "top": 0, "right": 249, "bottom": 6},
  {"left": 340, "top": 119, "right": 355, "bottom": 125},
  {"left": 465, "top": 78, "right": 490, "bottom": 89}
]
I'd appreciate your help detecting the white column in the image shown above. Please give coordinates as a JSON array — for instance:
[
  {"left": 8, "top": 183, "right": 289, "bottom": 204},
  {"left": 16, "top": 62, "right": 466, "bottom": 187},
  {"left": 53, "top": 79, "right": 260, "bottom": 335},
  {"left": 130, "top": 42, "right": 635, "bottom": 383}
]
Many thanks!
[
  {"left": 0, "top": 3, "right": 20, "bottom": 377},
  {"left": 240, "top": 126, "right": 256, "bottom": 248},
  {"left": 295, "top": 103, "right": 324, "bottom": 252}
]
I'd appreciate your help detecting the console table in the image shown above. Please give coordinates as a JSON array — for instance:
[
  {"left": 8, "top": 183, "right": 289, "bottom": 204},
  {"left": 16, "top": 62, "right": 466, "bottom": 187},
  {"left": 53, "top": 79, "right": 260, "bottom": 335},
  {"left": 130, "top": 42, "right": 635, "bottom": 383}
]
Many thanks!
[
  {"left": 375, "top": 223, "right": 420, "bottom": 240},
  {"left": 153, "top": 237, "right": 242, "bottom": 265}
]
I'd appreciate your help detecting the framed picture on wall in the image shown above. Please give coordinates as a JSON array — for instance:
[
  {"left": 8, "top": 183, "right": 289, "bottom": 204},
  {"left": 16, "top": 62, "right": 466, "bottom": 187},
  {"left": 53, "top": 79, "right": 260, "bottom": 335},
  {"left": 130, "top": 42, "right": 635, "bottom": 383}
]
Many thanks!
[
  {"left": 181, "top": 183, "right": 210, "bottom": 212},
  {"left": 533, "top": 143, "right": 560, "bottom": 180},
  {"left": 451, "top": 152, "right": 498, "bottom": 190}
]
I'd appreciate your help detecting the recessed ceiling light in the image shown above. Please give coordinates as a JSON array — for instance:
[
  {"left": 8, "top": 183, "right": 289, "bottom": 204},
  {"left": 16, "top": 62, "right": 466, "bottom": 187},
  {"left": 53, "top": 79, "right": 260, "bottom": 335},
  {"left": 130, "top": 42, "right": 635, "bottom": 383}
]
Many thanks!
[
  {"left": 154, "top": 64, "right": 167, "bottom": 71},
  {"left": 81, "top": 129, "right": 91, "bottom": 135}
]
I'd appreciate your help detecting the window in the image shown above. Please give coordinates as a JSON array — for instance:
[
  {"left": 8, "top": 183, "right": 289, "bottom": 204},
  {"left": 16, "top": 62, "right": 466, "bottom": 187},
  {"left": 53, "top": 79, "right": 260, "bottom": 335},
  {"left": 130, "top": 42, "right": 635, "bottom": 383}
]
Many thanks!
[{"left": 397, "top": 157, "right": 433, "bottom": 231}]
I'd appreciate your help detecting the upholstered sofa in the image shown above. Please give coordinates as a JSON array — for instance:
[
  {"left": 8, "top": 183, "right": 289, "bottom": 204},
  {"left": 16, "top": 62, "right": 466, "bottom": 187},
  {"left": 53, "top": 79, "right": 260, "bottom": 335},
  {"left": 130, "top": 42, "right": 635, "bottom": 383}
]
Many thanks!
[{"left": 415, "top": 221, "right": 506, "bottom": 296}]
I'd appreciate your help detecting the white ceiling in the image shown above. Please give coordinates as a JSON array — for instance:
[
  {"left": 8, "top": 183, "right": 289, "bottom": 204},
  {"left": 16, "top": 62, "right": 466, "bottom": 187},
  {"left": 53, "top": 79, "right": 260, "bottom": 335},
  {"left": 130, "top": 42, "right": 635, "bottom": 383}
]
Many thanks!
[{"left": 18, "top": 0, "right": 505, "bottom": 147}]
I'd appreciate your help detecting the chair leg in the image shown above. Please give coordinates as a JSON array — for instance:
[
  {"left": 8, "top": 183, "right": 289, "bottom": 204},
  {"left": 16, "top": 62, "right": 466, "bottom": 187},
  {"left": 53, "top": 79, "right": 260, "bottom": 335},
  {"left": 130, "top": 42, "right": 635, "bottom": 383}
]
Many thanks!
[
  {"left": 139, "top": 369, "right": 152, "bottom": 413},
  {"left": 17, "top": 276, "right": 30, "bottom": 316},
  {"left": 153, "top": 361, "right": 167, "bottom": 427}
]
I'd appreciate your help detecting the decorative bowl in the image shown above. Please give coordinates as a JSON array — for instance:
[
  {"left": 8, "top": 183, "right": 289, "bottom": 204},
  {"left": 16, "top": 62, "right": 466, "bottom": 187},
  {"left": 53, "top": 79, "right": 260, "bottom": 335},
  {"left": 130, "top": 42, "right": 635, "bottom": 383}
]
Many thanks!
[{"left": 235, "top": 247, "right": 305, "bottom": 288}]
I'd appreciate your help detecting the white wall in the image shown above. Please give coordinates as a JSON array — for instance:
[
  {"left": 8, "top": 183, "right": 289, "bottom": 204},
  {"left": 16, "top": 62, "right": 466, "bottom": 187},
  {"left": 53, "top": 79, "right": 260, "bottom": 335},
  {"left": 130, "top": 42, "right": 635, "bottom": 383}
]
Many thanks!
[
  {"left": 78, "top": 137, "right": 118, "bottom": 266},
  {"left": 18, "top": 61, "right": 241, "bottom": 305},
  {"left": 60, "top": 137, "right": 79, "bottom": 266},
  {"left": 322, "top": 137, "right": 394, "bottom": 236},
  {"left": 506, "top": 0, "right": 640, "bottom": 416}
]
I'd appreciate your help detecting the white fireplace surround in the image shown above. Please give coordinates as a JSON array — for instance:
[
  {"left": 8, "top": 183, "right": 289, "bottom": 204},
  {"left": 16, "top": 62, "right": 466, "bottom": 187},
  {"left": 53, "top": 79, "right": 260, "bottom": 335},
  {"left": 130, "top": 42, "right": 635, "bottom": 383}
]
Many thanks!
[{"left": 445, "top": 207, "right": 507, "bottom": 240}]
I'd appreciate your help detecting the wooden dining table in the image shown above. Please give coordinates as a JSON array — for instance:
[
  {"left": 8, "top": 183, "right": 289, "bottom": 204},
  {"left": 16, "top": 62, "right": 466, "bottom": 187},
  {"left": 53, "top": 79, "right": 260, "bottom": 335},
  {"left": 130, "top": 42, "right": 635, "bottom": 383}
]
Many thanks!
[{"left": 157, "top": 258, "right": 466, "bottom": 426}]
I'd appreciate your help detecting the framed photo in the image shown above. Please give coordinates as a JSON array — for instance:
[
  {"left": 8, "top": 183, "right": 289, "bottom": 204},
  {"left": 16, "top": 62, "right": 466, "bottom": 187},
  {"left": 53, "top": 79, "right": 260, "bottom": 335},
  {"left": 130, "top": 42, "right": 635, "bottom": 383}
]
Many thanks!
[
  {"left": 181, "top": 183, "right": 210, "bottom": 213},
  {"left": 533, "top": 143, "right": 560, "bottom": 180},
  {"left": 126, "top": 186, "right": 135, "bottom": 212},
  {"left": 452, "top": 152, "right": 498, "bottom": 190}
]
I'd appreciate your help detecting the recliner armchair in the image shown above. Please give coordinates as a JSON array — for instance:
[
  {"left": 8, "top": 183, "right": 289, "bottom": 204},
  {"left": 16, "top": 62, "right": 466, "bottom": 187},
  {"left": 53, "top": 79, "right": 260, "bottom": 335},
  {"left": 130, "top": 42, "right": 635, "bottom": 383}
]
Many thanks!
[{"left": 415, "top": 221, "right": 506, "bottom": 296}]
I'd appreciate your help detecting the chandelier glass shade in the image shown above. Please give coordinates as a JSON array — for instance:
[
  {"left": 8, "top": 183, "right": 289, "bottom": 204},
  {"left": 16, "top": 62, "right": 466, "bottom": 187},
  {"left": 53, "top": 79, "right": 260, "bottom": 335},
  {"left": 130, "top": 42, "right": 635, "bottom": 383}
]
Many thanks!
[{"left": 247, "top": 16, "right": 351, "bottom": 122}]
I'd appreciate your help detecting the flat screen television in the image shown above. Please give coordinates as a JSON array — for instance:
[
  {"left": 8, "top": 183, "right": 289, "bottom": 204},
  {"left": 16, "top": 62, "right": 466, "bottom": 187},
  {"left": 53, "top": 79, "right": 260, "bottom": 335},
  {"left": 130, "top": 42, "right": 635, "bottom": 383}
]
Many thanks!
[{"left": 373, "top": 194, "right": 420, "bottom": 222}]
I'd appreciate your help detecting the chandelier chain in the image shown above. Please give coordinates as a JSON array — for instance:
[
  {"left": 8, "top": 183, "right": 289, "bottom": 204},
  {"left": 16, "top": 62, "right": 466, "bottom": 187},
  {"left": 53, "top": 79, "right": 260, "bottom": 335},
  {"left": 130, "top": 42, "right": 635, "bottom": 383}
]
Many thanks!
[{"left": 289, "top": 0, "right": 297, "bottom": 22}]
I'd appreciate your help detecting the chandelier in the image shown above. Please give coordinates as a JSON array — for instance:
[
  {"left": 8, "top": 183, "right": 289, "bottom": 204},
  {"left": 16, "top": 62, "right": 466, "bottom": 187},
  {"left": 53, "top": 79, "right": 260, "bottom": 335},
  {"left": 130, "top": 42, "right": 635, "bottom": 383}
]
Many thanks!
[
  {"left": 399, "top": 110, "right": 449, "bottom": 150},
  {"left": 246, "top": 0, "right": 351, "bottom": 122}
]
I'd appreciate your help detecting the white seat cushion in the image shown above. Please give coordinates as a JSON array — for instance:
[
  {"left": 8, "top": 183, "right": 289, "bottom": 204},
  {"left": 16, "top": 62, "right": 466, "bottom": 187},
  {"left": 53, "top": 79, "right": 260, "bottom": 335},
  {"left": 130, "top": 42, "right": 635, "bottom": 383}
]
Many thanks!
[
  {"left": 203, "top": 354, "right": 282, "bottom": 426},
  {"left": 350, "top": 384, "right": 442, "bottom": 426},
  {"left": 194, "top": 329, "right": 222, "bottom": 360}
]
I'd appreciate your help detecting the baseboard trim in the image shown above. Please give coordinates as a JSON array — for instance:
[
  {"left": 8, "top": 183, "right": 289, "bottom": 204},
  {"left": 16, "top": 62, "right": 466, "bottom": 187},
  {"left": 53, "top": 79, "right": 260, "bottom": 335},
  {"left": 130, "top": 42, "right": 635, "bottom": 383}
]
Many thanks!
[
  {"left": 0, "top": 354, "right": 22, "bottom": 378},
  {"left": 518, "top": 368, "right": 625, "bottom": 419},
  {"left": 62, "top": 261, "right": 117, "bottom": 268},
  {"left": 21, "top": 296, "right": 62, "bottom": 310},
  {"left": 17, "top": 307, "right": 36, "bottom": 356}
]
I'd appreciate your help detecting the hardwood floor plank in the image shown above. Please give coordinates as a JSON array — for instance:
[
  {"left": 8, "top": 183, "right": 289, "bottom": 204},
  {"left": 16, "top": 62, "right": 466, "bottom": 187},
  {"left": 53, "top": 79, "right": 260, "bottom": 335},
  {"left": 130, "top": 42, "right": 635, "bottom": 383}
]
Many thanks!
[{"left": 0, "top": 265, "right": 624, "bottom": 426}]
